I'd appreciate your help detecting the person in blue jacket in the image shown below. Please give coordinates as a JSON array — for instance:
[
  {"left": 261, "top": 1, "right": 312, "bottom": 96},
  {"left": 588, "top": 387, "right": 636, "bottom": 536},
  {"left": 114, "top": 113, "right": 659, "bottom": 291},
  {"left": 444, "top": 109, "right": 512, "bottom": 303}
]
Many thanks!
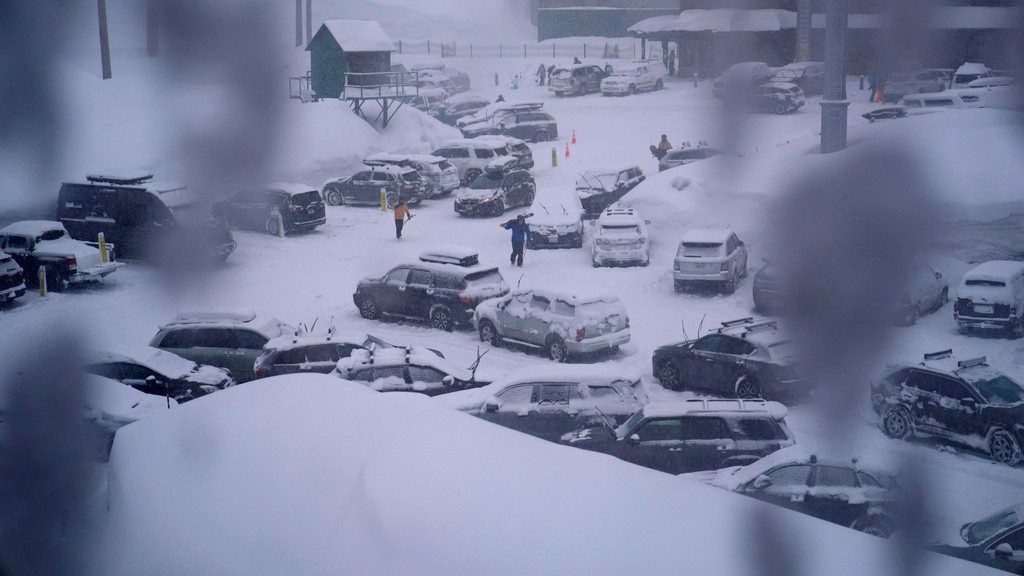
[{"left": 500, "top": 213, "right": 531, "bottom": 267}]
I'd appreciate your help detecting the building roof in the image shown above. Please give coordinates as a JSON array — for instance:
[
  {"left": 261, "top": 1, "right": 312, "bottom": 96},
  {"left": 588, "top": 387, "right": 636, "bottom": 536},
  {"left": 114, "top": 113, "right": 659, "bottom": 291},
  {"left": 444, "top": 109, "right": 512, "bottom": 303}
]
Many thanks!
[
  {"left": 311, "top": 19, "right": 395, "bottom": 52},
  {"left": 630, "top": 9, "right": 796, "bottom": 34}
]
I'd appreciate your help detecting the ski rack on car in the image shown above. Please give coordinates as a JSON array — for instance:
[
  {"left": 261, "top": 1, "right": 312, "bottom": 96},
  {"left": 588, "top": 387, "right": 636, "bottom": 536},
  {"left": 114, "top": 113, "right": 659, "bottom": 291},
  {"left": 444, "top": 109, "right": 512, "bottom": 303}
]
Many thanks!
[
  {"left": 957, "top": 356, "right": 987, "bottom": 369},
  {"left": 718, "top": 317, "right": 754, "bottom": 330},
  {"left": 684, "top": 398, "right": 768, "bottom": 411},
  {"left": 419, "top": 248, "right": 479, "bottom": 267},
  {"left": 742, "top": 320, "right": 777, "bottom": 335},
  {"left": 923, "top": 349, "right": 954, "bottom": 361}
]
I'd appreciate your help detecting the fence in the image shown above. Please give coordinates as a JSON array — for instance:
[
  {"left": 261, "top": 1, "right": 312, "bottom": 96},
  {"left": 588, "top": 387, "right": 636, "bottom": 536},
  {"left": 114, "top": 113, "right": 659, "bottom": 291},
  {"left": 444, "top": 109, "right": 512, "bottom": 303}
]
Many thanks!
[{"left": 394, "top": 39, "right": 637, "bottom": 60}]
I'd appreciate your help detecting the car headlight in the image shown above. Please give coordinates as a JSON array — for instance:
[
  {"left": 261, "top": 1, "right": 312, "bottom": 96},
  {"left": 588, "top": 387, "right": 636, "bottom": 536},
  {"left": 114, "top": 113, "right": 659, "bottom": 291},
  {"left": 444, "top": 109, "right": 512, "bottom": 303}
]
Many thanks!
[{"left": 481, "top": 196, "right": 492, "bottom": 202}]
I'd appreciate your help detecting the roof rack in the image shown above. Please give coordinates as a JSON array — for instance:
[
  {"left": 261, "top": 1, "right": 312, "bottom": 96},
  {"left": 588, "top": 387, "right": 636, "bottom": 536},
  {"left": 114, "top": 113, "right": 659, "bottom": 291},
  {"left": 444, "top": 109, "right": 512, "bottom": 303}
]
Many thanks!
[
  {"left": 717, "top": 317, "right": 754, "bottom": 332},
  {"left": 923, "top": 349, "right": 953, "bottom": 361},
  {"left": 743, "top": 320, "right": 777, "bottom": 334},
  {"left": 85, "top": 173, "right": 154, "bottom": 186},
  {"left": 419, "top": 247, "right": 479, "bottom": 267},
  {"left": 957, "top": 356, "right": 987, "bottom": 369}
]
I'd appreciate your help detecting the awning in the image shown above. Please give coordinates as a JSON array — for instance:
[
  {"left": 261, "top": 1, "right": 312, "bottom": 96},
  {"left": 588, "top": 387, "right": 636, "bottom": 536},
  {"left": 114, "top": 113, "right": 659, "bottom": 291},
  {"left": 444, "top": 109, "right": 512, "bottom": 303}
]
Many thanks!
[{"left": 629, "top": 9, "right": 797, "bottom": 34}]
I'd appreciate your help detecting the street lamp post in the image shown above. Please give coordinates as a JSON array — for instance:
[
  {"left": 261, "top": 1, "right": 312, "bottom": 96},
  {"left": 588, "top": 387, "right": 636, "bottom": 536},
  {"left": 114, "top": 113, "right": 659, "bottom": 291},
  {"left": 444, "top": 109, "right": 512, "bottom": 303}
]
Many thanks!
[{"left": 820, "top": 0, "right": 849, "bottom": 154}]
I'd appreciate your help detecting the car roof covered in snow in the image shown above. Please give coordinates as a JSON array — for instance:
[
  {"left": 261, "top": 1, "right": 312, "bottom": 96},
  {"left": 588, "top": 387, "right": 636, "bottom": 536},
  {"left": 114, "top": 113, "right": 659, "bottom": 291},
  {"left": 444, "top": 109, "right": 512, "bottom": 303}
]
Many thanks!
[
  {"left": 700, "top": 443, "right": 898, "bottom": 491},
  {"left": 513, "top": 286, "right": 622, "bottom": 307},
  {"left": 261, "top": 182, "right": 318, "bottom": 196},
  {"left": 263, "top": 332, "right": 366, "bottom": 352},
  {"left": 161, "top": 310, "right": 292, "bottom": 338},
  {"left": 315, "top": 19, "right": 395, "bottom": 52},
  {"left": 0, "top": 220, "right": 66, "bottom": 237},
  {"left": 335, "top": 347, "right": 457, "bottom": 374},
  {"left": 85, "top": 346, "right": 199, "bottom": 380},
  {"left": 406, "top": 259, "right": 500, "bottom": 278},
  {"left": 781, "top": 61, "right": 824, "bottom": 70},
  {"left": 441, "top": 92, "right": 488, "bottom": 106},
  {"left": 434, "top": 364, "right": 641, "bottom": 410},
  {"left": 474, "top": 134, "right": 526, "bottom": 147},
  {"left": 598, "top": 209, "right": 642, "bottom": 227},
  {"left": 441, "top": 137, "right": 508, "bottom": 149},
  {"left": 643, "top": 398, "right": 788, "bottom": 420},
  {"left": 955, "top": 62, "right": 990, "bottom": 75},
  {"left": 365, "top": 152, "right": 447, "bottom": 165},
  {"left": 681, "top": 228, "right": 733, "bottom": 244},
  {"left": 554, "top": 63, "right": 601, "bottom": 72},
  {"left": 962, "top": 260, "right": 1024, "bottom": 283},
  {"left": 361, "top": 164, "right": 417, "bottom": 176},
  {"left": 723, "top": 61, "right": 769, "bottom": 76},
  {"left": 419, "top": 245, "right": 478, "bottom": 265}
]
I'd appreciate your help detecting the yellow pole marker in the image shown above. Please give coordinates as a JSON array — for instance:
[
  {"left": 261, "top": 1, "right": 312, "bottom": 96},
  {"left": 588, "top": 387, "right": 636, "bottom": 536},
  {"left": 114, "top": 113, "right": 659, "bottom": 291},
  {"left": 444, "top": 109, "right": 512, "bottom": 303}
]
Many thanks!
[
  {"left": 38, "top": 266, "right": 47, "bottom": 297},
  {"left": 380, "top": 187, "right": 388, "bottom": 212},
  {"left": 98, "top": 232, "right": 109, "bottom": 263},
  {"left": 551, "top": 147, "right": 557, "bottom": 167}
]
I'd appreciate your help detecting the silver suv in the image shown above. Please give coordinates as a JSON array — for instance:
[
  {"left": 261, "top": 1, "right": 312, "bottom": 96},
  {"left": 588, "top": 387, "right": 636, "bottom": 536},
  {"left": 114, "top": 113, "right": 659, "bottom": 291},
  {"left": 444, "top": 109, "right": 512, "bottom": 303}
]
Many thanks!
[
  {"left": 474, "top": 288, "right": 631, "bottom": 362},
  {"left": 674, "top": 229, "right": 748, "bottom": 293}
]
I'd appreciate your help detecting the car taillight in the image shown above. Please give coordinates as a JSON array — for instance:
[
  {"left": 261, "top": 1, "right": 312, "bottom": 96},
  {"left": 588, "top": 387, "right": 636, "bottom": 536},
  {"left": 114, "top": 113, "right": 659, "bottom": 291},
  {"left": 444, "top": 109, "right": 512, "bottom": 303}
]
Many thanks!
[
  {"left": 459, "top": 293, "right": 474, "bottom": 305},
  {"left": 576, "top": 327, "right": 586, "bottom": 342},
  {"left": 65, "top": 256, "right": 77, "bottom": 270},
  {"left": 289, "top": 204, "right": 303, "bottom": 212},
  {"left": 255, "top": 368, "right": 266, "bottom": 379},
  {"left": 673, "top": 261, "right": 680, "bottom": 271}
]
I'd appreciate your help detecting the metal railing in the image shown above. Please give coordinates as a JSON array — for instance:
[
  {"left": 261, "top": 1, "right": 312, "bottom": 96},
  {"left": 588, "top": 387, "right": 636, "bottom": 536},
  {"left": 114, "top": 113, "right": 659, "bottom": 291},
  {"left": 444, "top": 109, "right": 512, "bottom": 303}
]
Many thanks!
[
  {"left": 394, "top": 39, "right": 635, "bottom": 60},
  {"left": 342, "top": 71, "right": 421, "bottom": 100}
]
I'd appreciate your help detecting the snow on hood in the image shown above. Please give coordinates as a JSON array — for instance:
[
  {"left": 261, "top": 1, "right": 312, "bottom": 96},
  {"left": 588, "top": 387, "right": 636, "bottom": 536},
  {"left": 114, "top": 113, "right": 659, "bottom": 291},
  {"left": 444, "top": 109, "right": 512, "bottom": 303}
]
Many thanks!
[
  {"left": 34, "top": 236, "right": 103, "bottom": 268},
  {"left": 97, "top": 374, "right": 986, "bottom": 576},
  {"left": 528, "top": 200, "right": 583, "bottom": 227}
]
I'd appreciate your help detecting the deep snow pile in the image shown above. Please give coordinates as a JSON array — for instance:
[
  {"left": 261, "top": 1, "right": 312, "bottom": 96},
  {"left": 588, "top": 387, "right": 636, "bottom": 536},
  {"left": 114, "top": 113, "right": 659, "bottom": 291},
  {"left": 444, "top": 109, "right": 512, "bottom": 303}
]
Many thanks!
[{"left": 97, "top": 375, "right": 995, "bottom": 576}]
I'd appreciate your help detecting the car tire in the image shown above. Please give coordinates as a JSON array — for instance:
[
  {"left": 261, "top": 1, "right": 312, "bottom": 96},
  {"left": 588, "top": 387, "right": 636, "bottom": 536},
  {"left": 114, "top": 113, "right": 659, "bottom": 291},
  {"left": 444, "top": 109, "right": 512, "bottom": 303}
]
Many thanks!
[
  {"left": 735, "top": 375, "right": 762, "bottom": 399},
  {"left": 464, "top": 169, "right": 482, "bottom": 184},
  {"left": 532, "top": 130, "right": 548, "bottom": 143},
  {"left": 656, "top": 361, "right": 682, "bottom": 391},
  {"left": 479, "top": 320, "right": 501, "bottom": 346},
  {"left": 852, "top": 515, "right": 893, "bottom": 539},
  {"left": 266, "top": 214, "right": 283, "bottom": 236},
  {"left": 546, "top": 336, "right": 569, "bottom": 363},
  {"left": 1008, "top": 318, "right": 1024, "bottom": 340},
  {"left": 674, "top": 280, "right": 686, "bottom": 293},
  {"left": 430, "top": 306, "right": 455, "bottom": 332},
  {"left": 358, "top": 298, "right": 381, "bottom": 320},
  {"left": 628, "top": 84, "right": 636, "bottom": 95},
  {"left": 325, "top": 188, "right": 344, "bottom": 206},
  {"left": 491, "top": 199, "right": 506, "bottom": 216},
  {"left": 989, "top": 429, "right": 1023, "bottom": 466},
  {"left": 655, "top": 79, "right": 664, "bottom": 90},
  {"left": 724, "top": 272, "right": 738, "bottom": 294},
  {"left": 881, "top": 406, "right": 914, "bottom": 440},
  {"left": 775, "top": 103, "right": 790, "bottom": 115}
]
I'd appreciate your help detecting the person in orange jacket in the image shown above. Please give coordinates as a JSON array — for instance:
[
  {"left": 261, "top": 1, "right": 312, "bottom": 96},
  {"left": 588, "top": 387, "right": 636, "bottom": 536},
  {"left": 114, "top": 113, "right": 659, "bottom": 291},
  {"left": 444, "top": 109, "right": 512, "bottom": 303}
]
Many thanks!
[{"left": 393, "top": 198, "right": 412, "bottom": 239}]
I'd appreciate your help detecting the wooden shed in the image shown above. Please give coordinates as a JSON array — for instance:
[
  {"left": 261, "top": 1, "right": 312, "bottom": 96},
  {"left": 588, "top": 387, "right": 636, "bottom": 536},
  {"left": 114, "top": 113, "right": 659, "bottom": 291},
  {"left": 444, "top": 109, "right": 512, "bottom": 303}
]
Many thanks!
[{"left": 306, "top": 19, "right": 396, "bottom": 99}]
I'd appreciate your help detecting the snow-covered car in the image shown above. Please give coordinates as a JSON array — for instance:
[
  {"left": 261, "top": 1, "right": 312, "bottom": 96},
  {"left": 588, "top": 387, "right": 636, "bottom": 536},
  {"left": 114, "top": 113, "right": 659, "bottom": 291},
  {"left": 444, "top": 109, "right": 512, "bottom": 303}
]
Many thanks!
[
  {"left": 474, "top": 287, "right": 630, "bottom": 362},
  {"left": 322, "top": 164, "right": 428, "bottom": 207},
  {"left": 57, "top": 173, "right": 236, "bottom": 262},
  {"left": 212, "top": 183, "right": 326, "bottom": 236},
  {"left": 0, "top": 253, "right": 26, "bottom": 305},
  {"left": 434, "top": 365, "right": 643, "bottom": 442},
  {"left": 461, "top": 108, "right": 558, "bottom": 143},
  {"left": 0, "top": 220, "right": 124, "bottom": 291},
  {"left": 430, "top": 93, "right": 490, "bottom": 125},
  {"left": 862, "top": 105, "right": 907, "bottom": 122},
  {"left": 673, "top": 228, "right": 748, "bottom": 293},
  {"left": 873, "top": 349, "right": 1024, "bottom": 467},
  {"left": 712, "top": 61, "right": 771, "bottom": 99},
  {"left": 951, "top": 62, "right": 996, "bottom": 90},
  {"left": 549, "top": 64, "right": 607, "bottom": 96},
  {"left": 575, "top": 165, "right": 645, "bottom": 217},
  {"left": 883, "top": 69, "right": 950, "bottom": 102},
  {"left": 752, "top": 260, "right": 784, "bottom": 315},
  {"left": 560, "top": 399, "right": 795, "bottom": 475},
  {"left": 475, "top": 135, "right": 535, "bottom": 170},
  {"left": 149, "top": 310, "right": 294, "bottom": 382},
  {"left": 85, "top": 345, "right": 235, "bottom": 403},
  {"left": 412, "top": 63, "right": 470, "bottom": 93},
  {"left": 353, "top": 248, "right": 510, "bottom": 331},
  {"left": 333, "top": 347, "right": 489, "bottom": 395},
  {"left": 658, "top": 146, "right": 724, "bottom": 172},
  {"left": 408, "top": 87, "right": 448, "bottom": 112},
  {"left": 954, "top": 260, "right": 1024, "bottom": 338},
  {"left": 729, "top": 82, "right": 805, "bottom": 115},
  {"left": 363, "top": 153, "right": 460, "bottom": 198},
  {"left": 688, "top": 445, "right": 899, "bottom": 537},
  {"left": 895, "top": 264, "right": 949, "bottom": 326},
  {"left": 600, "top": 61, "right": 666, "bottom": 96},
  {"left": 901, "top": 92, "right": 969, "bottom": 113},
  {"left": 254, "top": 331, "right": 445, "bottom": 379},
  {"left": 454, "top": 159, "right": 535, "bottom": 217},
  {"left": 455, "top": 100, "right": 543, "bottom": 129},
  {"left": 653, "top": 318, "right": 807, "bottom": 400},
  {"left": 770, "top": 61, "right": 825, "bottom": 95},
  {"left": 928, "top": 502, "right": 1024, "bottom": 573},
  {"left": 526, "top": 190, "right": 585, "bottom": 249},
  {"left": 432, "top": 137, "right": 515, "bottom": 184},
  {"left": 591, "top": 208, "right": 650, "bottom": 267}
]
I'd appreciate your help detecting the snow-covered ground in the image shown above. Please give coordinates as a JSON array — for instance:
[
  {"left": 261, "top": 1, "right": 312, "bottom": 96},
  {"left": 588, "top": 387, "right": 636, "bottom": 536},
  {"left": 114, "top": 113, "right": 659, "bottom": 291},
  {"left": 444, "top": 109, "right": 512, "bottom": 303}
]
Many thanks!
[{"left": 3, "top": 38, "right": 1024, "bottom": 573}]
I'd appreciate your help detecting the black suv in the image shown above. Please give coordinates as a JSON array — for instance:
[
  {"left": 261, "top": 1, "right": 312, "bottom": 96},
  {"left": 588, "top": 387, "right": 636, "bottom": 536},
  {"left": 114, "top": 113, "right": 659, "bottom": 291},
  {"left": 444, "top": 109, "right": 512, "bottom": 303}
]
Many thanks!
[
  {"left": 873, "top": 350, "right": 1024, "bottom": 467},
  {"left": 322, "top": 165, "right": 429, "bottom": 207},
  {"left": 560, "top": 399, "right": 795, "bottom": 475},
  {"left": 454, "top": 162, "right": 535, "bottom": 217},
  {"left": 57, "top": 173, "right": 236, "bottom": 262},
  {"left": 212, "top": 184, "right": 325, "bottom": 236},
  {"left": 353, "top": 249, "right": 510, "bottom": 331},
  {"left": 652, "top": 318, "right": 807, "bottom": 400}
]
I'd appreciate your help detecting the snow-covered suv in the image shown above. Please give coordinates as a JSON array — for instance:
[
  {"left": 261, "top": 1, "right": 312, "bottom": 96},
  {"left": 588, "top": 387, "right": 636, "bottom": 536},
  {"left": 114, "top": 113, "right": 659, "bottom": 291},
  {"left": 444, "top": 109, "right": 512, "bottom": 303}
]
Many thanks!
[
  {"left": 673, "top": 228, "right": 748, "bottom": 293},
  {"left": 600, "top": 61, "right": 666, "bottom": 96},
  {"left": 474, "top": 288, "right": 630, "bottom": 362},
  {"left": 526, "top": 190, "right": 585, "bottom": 249},
  {"left": 591, "top": 208, "right": 650, "bottom": 267},
  {"left": 432, "top": 138, "right": 514, "bottom": 184},
  {"left": 454, "top": 160, "right": 535, "bottom": 217},
  {"left": 954, "top": 260, "right": 1024, "bottom": 338},
  {"left": 334, "top": 347, "right": 489, "bottom": 395},
  {"left": 549, "top": 64, "right": 607, "bottom": 96},
  {"left": 873, "top": 349, "right": 1024, "bottom": 467},
  {"left": 0, "top": 253, "right": 25, "bottom": 305}
]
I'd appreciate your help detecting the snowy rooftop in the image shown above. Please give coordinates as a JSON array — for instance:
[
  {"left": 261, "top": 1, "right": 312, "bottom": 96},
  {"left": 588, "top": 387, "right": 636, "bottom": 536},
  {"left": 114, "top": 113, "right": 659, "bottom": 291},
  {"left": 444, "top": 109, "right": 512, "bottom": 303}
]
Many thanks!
[
  {"left": 86, "top": 346, "right": 198, "bottom": 380},
  {"left": 314, "top": 19, "right": 395, "bottom": 52},
  {"left": 681, "top": 228, "right": 732, "bottom": 244},
  {"left": 630, "top": 9, "right": 797, "bottom": 34},
  {"left": 474, "top": 134, "right": 526, "bottom": 147},
  {"left": 262, "top": 182, "right": 318, "bottom": 196},
  {"left": 0, "top": 220, "right": 64, "bottom": 238}
]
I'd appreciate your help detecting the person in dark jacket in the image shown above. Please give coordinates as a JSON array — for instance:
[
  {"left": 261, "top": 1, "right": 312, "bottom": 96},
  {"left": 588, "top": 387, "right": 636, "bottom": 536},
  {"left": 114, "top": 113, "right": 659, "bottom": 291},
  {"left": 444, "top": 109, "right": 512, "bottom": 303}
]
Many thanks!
[
  {"left": 547, "top": 64, "right": 555, "bottom": 82},
  {"left": 495, "top": 94, "right": 505, "bottom": 103},
  {"left": 537, "top": 64, "right": 546, "bottom": 86},
  {"left": 500, "top": 213, "right": 530, "bottom": 267},
  {"left": 868, "top": 74, "right": 878, "bottom": 102},
  {"left": 668, "top": 50, "right": 676, "bottom": 76},
  {"left": 573, "top": 56, "right": 582, "bottom": 65}
]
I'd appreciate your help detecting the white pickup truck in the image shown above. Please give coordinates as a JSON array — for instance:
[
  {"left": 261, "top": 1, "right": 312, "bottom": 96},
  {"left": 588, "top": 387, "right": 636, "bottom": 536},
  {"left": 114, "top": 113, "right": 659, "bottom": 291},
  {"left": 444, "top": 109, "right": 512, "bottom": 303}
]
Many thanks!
[{"left": 0, "top": 220, "right": 124, "bottom": 291}]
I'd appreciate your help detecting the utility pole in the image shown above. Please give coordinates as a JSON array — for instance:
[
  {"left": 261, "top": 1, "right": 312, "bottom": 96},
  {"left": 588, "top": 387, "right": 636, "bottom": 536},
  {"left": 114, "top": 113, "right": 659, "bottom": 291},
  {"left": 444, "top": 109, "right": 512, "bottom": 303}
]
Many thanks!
[
  {"left": 305, "top": 0, "right": 312, "bottom": 45},
  {"left": 97, "top": 0, "right": 112, "bottom": 79},
  {"left": 797, "top": 0, "right": 811, "bottom": 62},
  {"left": 146, "top": 0, "right": 159, "bottom": 57},
  {"left": 820, "top": 0, "right": 848, "bottom": 154},
  {"left": 295, "top": 0, "right": 302, "bottom": 47}
]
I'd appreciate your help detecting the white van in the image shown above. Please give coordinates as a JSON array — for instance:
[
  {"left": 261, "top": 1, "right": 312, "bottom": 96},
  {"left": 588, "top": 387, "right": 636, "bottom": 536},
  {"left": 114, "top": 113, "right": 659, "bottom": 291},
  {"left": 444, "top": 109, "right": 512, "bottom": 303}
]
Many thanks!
[
  {"left": 951, "top": 63, "right": 994, "bottom": 90},
  {"left": 900, "top": 92, "right": 969, "bottom": 113}
]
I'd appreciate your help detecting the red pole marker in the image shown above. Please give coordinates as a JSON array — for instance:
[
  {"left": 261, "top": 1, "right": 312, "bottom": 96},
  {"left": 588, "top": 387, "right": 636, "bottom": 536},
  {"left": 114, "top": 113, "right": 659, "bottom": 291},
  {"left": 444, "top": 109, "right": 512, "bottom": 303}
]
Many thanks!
[
  {"left": 571, "top": 129, "right": 577, "bottom": 144},
  {"left": 564, "top": 142, "right": 570, "bottom": 158}
]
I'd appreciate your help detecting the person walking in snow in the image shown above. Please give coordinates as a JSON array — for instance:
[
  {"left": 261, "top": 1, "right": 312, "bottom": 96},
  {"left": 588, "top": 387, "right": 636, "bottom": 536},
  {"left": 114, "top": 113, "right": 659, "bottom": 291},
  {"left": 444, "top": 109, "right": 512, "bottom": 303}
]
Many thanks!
[
  {"left": 668, "top": 49, "right": 676, "bottom": 77},
  {"left": 651, "top": 134, "right": 673, "bottom": 160},
  {"left": 868, "top": 74, "right": 878, "bottom": 102},
  {"left": 495, "top": 94, "right": 505, "bottom": 103},
  {"left": 537, "top": 64, "right": 546, "bottom": 86},
  {"left": 547, "top": 64, "right": 555, "bottom": 83},
  {"left": 500, "top": 213, "right": 531, "bottom": 267},
  {"left": 393, "top": 198, "right": 412, "bottom": 240}
]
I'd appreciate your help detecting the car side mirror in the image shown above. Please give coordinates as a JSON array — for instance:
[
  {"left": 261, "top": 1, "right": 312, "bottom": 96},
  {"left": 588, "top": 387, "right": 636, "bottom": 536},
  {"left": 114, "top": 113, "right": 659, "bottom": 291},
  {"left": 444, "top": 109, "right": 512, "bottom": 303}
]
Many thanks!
[
  {"left": 442, "top": 375, "right": 455, "bottom": 386},
  {"left": 628, "top": 433, "right": 641, "bottom": 444},
  {"left": 145, "top": 375, "right": 161, "bottom": 385},
  {"left": 751, "top": 475, "right": 772, "bottom": 491},
  {"left": 483, "top": 397, "right": 500, "bottom": 412},
  {"left": 994, "top": 543, "right": 1015, "bottom": 558}
]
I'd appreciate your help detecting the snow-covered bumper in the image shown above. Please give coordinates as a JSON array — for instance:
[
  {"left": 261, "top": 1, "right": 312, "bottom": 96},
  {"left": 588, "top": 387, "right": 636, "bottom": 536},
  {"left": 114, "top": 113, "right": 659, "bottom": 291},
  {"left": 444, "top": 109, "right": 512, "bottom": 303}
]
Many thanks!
[
  {"left": 601, "top": 83, "right": 632, "bottom": 96},
  {"left": 566, "top": 329, "right": 631, "bottom": 354},
  {"left": 674, "top": 268, "right": 731, "bottom": 283},
  {"left": 0, "top": 280, "right": 26, "bottom": 303},
  {"left": 527, "top": 226, "right": 582, "bottom": 249},
  {"left": 593, "top": 244, "right": 648, "bottom": 266},
  {"left": 955, "top": 313, "right": 1017, "bottom": 330},
  {"left": 549, "top": 81, "right": 582, "bottom": 96},
  {"left": 70, "top": 261, "right": 125, "bottom": 284}
]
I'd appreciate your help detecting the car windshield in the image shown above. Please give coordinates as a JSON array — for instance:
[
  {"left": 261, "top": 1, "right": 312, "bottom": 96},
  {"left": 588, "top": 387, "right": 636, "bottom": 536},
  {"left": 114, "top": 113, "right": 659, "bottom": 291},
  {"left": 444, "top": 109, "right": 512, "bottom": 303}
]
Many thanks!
[
  {"left": 965, "top": 279, "right": 1005, "bottom": 287},
  {"left": 966, "top": 372, "right": 1024, "bottom": 406},
  {"left": 403, "top": 172, "right": 422, "bottom": 182},
  {"left": 601, "top": 225, "right": 641, "bottom": 237},
  {"left": 679, "top": 242, "right": 724, "bottom": 258},
  {"left": 464, "top": 270, "right": 505, "bottom": 290},
  {"left": 37, "top": 229, "right": 67, "bottom": 241},
  {"left": 955, "top": 73, "right": 982, "bottom": 85},
  {"left": 964, "top": 505, "right": 1021, "bottom": 545},
  {"left": 468, "top": 173, "right": 502, "bottom": 189},
  {"left": 289, "top": 191, "right": 321, "bottom": 205},
  {"left": 773, "top": 69, "right": 799, "bottom": 79}
]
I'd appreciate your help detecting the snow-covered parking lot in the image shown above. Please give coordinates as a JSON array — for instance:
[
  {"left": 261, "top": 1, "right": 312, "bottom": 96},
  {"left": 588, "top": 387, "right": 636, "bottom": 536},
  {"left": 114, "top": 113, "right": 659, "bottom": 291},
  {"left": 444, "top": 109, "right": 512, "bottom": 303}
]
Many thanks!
[{"left": 3, "top": 40, "right": 1024, "bottom": 574}]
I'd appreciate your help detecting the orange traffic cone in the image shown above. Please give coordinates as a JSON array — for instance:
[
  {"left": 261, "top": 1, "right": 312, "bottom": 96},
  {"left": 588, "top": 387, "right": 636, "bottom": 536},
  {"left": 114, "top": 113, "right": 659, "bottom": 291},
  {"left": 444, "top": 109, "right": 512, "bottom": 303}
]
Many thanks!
[
  {"left": 564, "top": 142, "right": 570, "bottom": 158},
  {"left": 571, "top": 130, "right": 577, "bottom": 144}
]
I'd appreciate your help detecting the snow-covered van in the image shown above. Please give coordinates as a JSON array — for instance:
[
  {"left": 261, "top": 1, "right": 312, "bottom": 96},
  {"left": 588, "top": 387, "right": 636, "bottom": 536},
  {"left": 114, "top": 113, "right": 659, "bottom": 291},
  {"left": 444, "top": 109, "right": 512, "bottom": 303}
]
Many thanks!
[
  {"left": 364, "top": 153, "right": 460, "bottom": 197},
  {"left": 0, "top": 220, "right": 124, "bottom": 291},
  {"left": 432, "top": 137, "right": 515, "bottom": 184},
  {"left": 954, "top": 260, "right": 1024, "bottom": 338},
  {"left": 674, "top": 228, "right": 748, "bottom": 293},
  {"left": 951, "top": 62, "right": 995, "bottom": 90},
  {"left": 474, "top": 287, "right": 630, "bottom": 362}
]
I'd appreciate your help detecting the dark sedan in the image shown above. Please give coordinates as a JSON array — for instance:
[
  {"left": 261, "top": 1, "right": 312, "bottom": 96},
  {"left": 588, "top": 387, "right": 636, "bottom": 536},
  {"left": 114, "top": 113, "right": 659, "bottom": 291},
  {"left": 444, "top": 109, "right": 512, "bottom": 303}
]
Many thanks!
[{"left": 213, "top": 184, "right": 325, "bottom": 236}]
